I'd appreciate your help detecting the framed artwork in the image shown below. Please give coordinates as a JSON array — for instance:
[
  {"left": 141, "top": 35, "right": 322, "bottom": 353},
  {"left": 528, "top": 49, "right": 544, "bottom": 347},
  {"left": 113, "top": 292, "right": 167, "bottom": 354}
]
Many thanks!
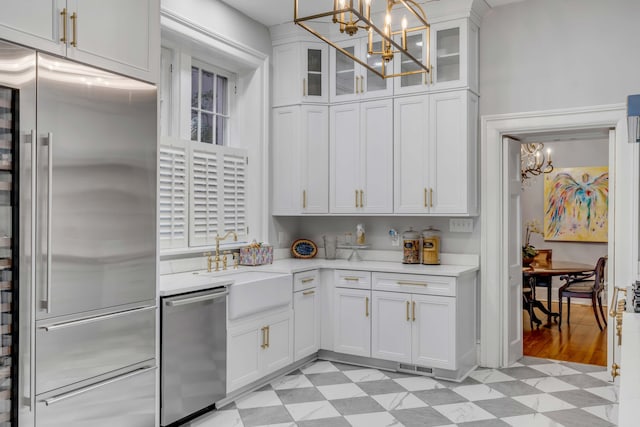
[{"left": 543, "top": 166, "right": 608, "bottom": 242}]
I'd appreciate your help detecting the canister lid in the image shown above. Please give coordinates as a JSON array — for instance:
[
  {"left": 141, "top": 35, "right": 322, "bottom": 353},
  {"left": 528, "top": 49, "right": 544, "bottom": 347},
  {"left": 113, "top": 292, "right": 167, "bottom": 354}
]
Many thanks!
[
  {"left": 403, "top": 227, "right": 420, "bottom": 239},
  {"left": 421, "top": 226, "right": 441, "bottom": 237}
]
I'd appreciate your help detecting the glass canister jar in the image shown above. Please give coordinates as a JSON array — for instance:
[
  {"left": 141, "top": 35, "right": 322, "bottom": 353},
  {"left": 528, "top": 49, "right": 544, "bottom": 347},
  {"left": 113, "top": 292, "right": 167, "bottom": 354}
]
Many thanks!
[
  {"left": 422, "top": 226, "right": 441, "bottom": 265},
  {"left": 402, "top": 228, "right": 421, "bottom": 264}
]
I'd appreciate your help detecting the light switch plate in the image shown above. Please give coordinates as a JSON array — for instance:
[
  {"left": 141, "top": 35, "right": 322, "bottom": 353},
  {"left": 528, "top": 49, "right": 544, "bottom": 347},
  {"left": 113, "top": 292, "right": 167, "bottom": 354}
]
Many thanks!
[{"left": 449, "top": 218, "right": 474, "bottom": 233}]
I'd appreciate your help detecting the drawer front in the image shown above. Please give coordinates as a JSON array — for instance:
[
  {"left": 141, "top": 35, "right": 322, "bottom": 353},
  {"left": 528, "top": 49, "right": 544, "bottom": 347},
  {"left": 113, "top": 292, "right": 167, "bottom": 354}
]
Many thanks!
[
  {"left": 294, "top": 270, "right": 320, "bottom": 291},
  {"left": 36, "top": 306, "right": 156, "bottom": 394},
  {"left": 36, "top": 366, "right": 156, "bottom": 427},
  {"left": 372, "top": 272, "right": 456, "bottom": 296},
  {"left": 335, "top": 270, "right": 371, "bottom": 290}
]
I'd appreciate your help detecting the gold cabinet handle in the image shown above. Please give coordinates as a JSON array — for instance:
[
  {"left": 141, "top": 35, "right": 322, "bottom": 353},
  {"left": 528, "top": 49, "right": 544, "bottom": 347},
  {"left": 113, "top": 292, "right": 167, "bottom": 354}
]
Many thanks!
[
  {"left": 260, "top": 326, "right": 267, "bottom": 349},
  {"left": 355, "top": 189, "right": 359, "bottom": 208},
  {"left": 303, "top": 190, "right": 307, "bottom": 209},
  {"left": 412, "top": 301, "right": 416, "bottom": 322},
  {"left": 266, "top": 325, "right": 270, "bottom": 348},
  {"left": 406, "top": 301, "right": 410, "bottom": 321},
  {"left": 303, "top": 78, "right": 307, "bottom": 96},
  {"left": 424, "top": 188, "right": 427, "bottom": 208},
  {"left": 359, "top": 190, "right": 364, "bottom": 208},
  {"left": 365, "top": 297, "right": 369, "bottom": 317},
  {"left": 344, "top": 277, "right": 360, "bottom": 281},
  {"left": 360, "top": 75, "right": 365, "bottom": 93},
  {"left": 60, "top": 8, "right": 68, "bottom": 43},
  {"left": 301, "top": 277, "right": 315, "bottom": 284},
  {"left": 430, "top": 65, "right": 433, "bottom": 84},
  {"left": 397, "top": 281, "right": 427, "bottom": 287},
  {"left": 303, "top": 290, "right": 315, "bottom": 296},
  {"left": 430, "top": 188, "right": 434, "bottom": 208},
  {"left": 70, "top": 12, "right": 78, "bottom": 47}
]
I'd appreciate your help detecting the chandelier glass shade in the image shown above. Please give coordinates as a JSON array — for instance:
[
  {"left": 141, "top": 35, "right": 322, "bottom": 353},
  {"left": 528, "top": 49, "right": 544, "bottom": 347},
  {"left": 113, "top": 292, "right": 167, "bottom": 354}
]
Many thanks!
[
  {"left": 521, "top": 143, "right": 553, "bottom": 182},
  {"left": 294, "top": 0, "right": 431, "bottom": 79}
]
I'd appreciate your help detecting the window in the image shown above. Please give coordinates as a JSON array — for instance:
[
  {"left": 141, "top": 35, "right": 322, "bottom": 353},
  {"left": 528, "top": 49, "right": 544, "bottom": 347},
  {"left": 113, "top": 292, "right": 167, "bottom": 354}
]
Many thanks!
[{"left": 191, "top": 62, "right": 230, "bottom": 145}]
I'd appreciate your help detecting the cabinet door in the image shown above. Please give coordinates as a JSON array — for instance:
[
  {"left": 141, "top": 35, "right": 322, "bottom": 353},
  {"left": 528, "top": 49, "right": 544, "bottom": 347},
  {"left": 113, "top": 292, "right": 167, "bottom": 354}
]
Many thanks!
[
  {"left": 272, "top": 43, "right": 301, "bottom": 107},
  {"left": 272, "top": 107, "right": 301, "bottom": 215},
  {"left": 428, "top": 91, "right": 469, "bottom": 215},
  {"left": 227, "top": 323, "right": 262, "bottom": 393},
  {"left": 360, "top": 99, "right": 393, "bottom": 213},
  {"left": 302, "top": 42, "right": 328, "bottom": 103},
  {"left": 429, "top": 19, "right": 466, "bottom": 91},
  {"left": 66, "top": 0, "right": 160, "bottom": 83},
  {"left": 301, "top": 106, "right": 329, "bottom": 213},
  {"left": 330, "top": 103, "right": 361, "bottom": 213},
  {"left": 330, "top": 43, "right": 359, "bottom": 103},
  {"left": 361, "top": 39, "right": 393, "bottom": 99},
  {"left": 333, "top": 288, "right": 371, "bottom": 357},
  {"left": 294, "top": 289, "right": 320, "bottom": 361},
  {"left": 371, "top": 291, "right": 412, "bottom": 363},
  {"left": 0, "top": 0, "right": 66, "bottom": 55},
  {"left": 393, "top": 32, "right": 429, "bottom": 95},
  {"left": 411, "top": 294, "right": 456, "bottom": 370},
  {"left": 262, "top": 311, "right": 294, "bottom": 375},
  {"left": 394, "top": 95, "right": 429, "bottom": 213}
]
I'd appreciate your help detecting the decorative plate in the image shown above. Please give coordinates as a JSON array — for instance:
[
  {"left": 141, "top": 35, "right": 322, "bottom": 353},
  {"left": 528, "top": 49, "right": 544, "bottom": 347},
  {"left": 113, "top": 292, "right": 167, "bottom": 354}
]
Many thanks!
[{"left": 291, "top": 239, "right": 318, "bottom": 259}]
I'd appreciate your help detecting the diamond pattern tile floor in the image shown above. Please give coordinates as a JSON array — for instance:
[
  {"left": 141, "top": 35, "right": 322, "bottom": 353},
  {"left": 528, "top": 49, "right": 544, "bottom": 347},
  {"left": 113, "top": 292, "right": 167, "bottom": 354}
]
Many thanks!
[{"left": 185, "top": 357, "right": 618, "bottom": 427}]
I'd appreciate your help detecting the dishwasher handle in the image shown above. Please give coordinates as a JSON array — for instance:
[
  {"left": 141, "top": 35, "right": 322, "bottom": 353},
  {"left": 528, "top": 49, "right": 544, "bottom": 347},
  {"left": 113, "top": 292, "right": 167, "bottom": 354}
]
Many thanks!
[{"left": 165, "top": 288, "right": 228, "bottom": 307}]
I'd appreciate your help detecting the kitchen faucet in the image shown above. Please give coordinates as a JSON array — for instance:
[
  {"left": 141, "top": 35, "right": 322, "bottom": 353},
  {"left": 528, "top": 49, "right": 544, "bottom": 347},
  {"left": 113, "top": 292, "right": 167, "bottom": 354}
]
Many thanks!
[{"left": 214, "top": 231, "right": 238, "bottom": 271}]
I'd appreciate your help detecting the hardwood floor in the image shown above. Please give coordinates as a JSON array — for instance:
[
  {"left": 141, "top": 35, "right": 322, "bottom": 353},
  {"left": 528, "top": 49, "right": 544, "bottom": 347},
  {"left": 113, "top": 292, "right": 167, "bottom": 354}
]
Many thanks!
[{"left": 523, "top": 301, "right": 608, "bottom": 366}]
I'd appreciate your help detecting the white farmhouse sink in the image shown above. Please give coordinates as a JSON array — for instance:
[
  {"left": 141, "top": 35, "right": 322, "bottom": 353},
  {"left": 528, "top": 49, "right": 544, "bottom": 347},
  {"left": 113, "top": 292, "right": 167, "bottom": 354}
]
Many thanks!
[{"left": 225, "top": 271, "right": 292, "bottom": 320}]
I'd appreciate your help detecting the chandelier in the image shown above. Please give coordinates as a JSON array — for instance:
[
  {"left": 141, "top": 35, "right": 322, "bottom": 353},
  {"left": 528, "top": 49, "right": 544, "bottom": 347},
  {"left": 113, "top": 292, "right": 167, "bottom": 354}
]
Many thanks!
[
  {"left": 521, "top": 143, "right": 553, "bottom": 182},
  {"left": 294, "top": 0, "right": 431, "bottom": 79}
]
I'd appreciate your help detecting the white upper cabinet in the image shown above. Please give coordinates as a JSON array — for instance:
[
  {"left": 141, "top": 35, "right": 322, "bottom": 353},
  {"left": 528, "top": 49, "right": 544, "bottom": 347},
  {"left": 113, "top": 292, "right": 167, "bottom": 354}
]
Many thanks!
[
  {"left": 273, "top": 42, "right": 328, "bottom": 107},
  {"left": 330, "top": 99, "right": 393, "bottom": 214},
  {"left": 394, "top": 90, "right": 478, "bottom": 215},
  {"left": 272, "top": 105, "right": 329, "bottom": 215},
  {"left": 0, "top": 0, "right": 160, "bottom": 83},
  {"left": 330, "top": 38, "right": 393, "bottom": 103},
  {"left": 394, "top": 18, "right": 478, "bottom": 95}
]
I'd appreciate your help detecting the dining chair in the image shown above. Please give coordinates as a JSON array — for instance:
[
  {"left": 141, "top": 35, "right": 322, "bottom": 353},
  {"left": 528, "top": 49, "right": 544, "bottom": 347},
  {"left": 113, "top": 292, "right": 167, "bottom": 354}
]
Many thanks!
[{"left": 557, "top": 256, "right": 607, "bottom": 330}]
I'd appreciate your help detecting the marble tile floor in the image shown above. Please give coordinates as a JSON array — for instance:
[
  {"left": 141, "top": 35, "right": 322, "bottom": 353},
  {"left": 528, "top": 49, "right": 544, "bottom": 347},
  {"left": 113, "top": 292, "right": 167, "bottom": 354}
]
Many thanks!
[{"left": 186, "top": 357, "right": 618, "bottom": 427}]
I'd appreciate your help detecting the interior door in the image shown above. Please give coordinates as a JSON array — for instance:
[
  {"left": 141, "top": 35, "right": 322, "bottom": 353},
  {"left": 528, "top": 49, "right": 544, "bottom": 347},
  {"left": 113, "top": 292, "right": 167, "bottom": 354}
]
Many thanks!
[{"left": 504, "top": 137, "right": 523, "bottom": 365}]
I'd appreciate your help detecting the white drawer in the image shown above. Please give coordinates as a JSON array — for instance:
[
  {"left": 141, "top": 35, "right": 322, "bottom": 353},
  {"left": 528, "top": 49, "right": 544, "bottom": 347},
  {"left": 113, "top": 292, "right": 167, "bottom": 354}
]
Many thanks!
[
  {"left": 334, "top": 270, "right": 371, "bottom": 290},
  {"left": 294, "top": 270, "right": 320, "bottom": 291},
  {"left": 373, "top": 272, "right": 456, "bottom": 296}
]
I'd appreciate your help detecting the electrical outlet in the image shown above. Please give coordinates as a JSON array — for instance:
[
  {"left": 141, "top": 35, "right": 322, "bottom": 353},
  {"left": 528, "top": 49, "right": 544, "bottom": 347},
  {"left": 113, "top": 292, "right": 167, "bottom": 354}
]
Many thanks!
[{"left": 449, "top": 218, "right": 474, "bottom": 233}]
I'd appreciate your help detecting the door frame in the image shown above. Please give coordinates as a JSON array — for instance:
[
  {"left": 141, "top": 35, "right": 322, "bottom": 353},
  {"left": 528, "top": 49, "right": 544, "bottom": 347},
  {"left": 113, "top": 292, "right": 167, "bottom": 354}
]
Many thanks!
[{"left": 480, "top": 104, "right": 639, "bottom": 368}]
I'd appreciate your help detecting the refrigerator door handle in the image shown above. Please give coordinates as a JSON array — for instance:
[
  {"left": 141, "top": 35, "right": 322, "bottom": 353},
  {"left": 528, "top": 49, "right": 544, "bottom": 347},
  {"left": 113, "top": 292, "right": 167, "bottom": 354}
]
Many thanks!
[
  {"left": 39, "top": 305, "right": 156, "bottom": 331},
  {"left": 28, "top": 129, "right": 37, "bottom": 411},
  {"left": 42, "top": 366, "right": 156, "bottom": 406},
  {"left": 40, "top": 132, "right": 53, "bottom": 313}
]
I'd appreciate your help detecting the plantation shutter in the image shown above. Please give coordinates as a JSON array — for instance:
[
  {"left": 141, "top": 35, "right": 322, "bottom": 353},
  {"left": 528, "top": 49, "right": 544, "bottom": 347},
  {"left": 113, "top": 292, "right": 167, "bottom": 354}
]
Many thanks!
[
  {"left": 159, "top": 140, "right": 188, "bottom": 249},
  {"left": 222, "top": 150, "right": 247, "bottom": 240},
  {"left": 189, "top": 144, "right": 219, "bottom": 246}
]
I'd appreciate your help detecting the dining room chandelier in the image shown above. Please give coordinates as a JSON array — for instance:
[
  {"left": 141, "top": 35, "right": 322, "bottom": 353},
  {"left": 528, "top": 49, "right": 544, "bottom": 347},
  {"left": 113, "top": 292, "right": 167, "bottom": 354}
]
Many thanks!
[
  {"left": 293, "top": 0, "right": 431, "bottom": 79},
  {"left": 521, "top": 143, "right": 554, "bottom": 182}
]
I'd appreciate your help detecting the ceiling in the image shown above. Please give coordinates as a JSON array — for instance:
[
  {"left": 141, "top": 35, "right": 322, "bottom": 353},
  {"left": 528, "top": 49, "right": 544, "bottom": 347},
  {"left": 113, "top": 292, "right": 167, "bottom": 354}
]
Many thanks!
[{"left": 219, "top": 0, "right": 527, "bottom": 28}]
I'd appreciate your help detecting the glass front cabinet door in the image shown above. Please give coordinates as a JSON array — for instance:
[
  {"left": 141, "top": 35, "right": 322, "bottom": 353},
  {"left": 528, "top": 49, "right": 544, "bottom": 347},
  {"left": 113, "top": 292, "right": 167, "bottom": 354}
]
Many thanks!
[
  {"left": 393, "top": 18, "right": 478, "bottom": 95},
  {"left": 273, "top": 41, "right": 328, "bottom": 106}
]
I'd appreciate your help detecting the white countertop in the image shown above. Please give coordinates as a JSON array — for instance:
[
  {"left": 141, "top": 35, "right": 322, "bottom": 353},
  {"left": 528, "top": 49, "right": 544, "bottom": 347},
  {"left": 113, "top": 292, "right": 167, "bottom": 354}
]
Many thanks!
[
  {"left": 159, "top": 258, "right": 479, "bottom": 297},
  {"left": 619, "top": 311, "right": 640, "bottom": 426}
]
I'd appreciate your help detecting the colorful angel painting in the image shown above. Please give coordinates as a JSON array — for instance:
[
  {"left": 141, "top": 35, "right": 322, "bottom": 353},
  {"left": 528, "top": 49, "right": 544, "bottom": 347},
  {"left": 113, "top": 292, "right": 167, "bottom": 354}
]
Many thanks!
[{"left": 543, "top": 166, "right": 608, "bottom": 242}]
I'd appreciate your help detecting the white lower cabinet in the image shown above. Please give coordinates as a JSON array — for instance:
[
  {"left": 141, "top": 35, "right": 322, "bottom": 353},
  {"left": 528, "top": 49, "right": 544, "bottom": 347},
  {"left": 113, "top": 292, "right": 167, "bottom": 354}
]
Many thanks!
[
  {"left": 411, "top": 294, "right": 456, "bottom": 369},
  {"left": 294, "top": 287, "right": 320, "bottom": 361},
  {"left": 333, "top": 288, "right": 371, "bottom": 357},
  {"left": 371, "top": 291, "right": 412, "bottom": 363},
  {"left": 227, "top": 309, "right": 293, "bottom": 393}
]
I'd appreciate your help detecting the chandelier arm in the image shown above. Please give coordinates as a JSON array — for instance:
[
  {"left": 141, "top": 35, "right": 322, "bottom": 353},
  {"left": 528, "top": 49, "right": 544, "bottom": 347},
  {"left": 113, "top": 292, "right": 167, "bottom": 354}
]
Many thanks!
[{"left": 397, "top": 0, "right": 430, "bottom": 28}]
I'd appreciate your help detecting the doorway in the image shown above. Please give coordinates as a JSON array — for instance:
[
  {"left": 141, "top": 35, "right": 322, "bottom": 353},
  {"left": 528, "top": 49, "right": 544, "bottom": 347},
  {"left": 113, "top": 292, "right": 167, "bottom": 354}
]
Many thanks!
[
  {"left": 517, "top": 133, "right": 610, "bottom": 366},
  {"left": 480, "top": 104, "right": 639, "bottom": 371}
]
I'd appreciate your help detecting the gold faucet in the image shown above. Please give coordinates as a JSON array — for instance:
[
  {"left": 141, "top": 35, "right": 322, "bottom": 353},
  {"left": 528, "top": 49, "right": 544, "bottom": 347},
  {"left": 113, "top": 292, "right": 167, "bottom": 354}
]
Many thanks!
[
  {"left": 214, "top": 231, "right": 238, "bottom": 271},
  {"left": 203, "top": 252, "right": 213, "bottom": 272}
]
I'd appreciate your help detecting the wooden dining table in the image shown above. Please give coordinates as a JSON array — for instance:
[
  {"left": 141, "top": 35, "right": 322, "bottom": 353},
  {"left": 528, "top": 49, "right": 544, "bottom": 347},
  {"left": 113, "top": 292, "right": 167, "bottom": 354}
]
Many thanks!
[{"left": 522, "top": 261, "right": 595, "bottom": 326}]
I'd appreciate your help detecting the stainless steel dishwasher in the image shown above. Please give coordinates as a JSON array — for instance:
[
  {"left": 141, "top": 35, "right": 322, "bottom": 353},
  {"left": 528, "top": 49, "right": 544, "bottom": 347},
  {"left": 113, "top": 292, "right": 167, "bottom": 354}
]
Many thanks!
[{"left": 161, "top": 285, "right": 228, "bottom": 426}]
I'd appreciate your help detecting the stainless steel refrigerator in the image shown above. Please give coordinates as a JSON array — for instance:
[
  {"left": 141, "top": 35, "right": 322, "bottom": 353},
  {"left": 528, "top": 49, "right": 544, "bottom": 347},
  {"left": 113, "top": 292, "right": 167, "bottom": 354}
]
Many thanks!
[{"left": 0, "top": 40, "right": 157, "bottom": 426}]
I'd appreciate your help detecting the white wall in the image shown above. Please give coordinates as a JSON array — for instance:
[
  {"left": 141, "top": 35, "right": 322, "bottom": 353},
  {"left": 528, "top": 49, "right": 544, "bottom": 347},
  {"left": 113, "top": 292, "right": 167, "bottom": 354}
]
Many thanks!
[
  {"left": 480, "top": 0, "right": 640, "bottom": 116},
  {"left": 521, "top": 139, "right": 609, "bottom": 299},
  {"left": 161, "top": 0, "right": 272, "bottom": 56}
]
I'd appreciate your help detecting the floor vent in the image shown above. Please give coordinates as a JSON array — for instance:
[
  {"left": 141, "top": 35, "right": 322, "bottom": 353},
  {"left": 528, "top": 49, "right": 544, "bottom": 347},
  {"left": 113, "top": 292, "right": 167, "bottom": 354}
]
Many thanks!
[{"left": 397, "top": 363, "right": 433, "bottom": 376}]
